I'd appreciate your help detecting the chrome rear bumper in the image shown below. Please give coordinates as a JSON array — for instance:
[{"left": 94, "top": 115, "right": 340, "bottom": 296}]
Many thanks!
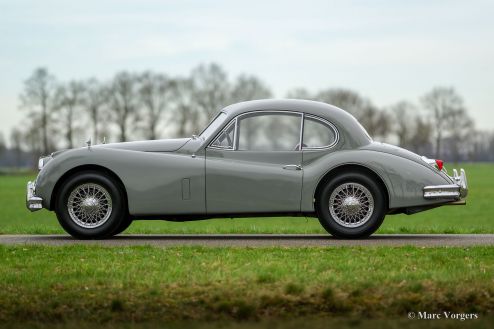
[
  {"left": 26, "top": 181, "right": 43, "bottom": 211},
  {"left": 423, "top": 168, "right": 468, "bottom": 201}
]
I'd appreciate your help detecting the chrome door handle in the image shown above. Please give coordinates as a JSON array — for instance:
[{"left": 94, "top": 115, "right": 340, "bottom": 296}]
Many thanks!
[{"left": 283, "top": 164, "right": 302, "bottom": 171}]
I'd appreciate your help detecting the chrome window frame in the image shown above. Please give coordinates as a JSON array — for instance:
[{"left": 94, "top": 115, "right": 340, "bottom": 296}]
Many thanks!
[
  {"left": 208, "top": 118, "right": 237, "bottom": 150},
  {"left": 298, "top": 113, "right": 304, "bottom": 151},
  {"left": 207, "top": 110, "right": 304, "bottom": 152},
  {"left": 301, "top": 114, "right": 340, "bottom": 150}
]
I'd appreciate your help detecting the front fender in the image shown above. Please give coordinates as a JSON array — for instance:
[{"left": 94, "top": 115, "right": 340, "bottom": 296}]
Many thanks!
[
  {"left": 301, "top": 149, "right": 452, "bottom": 212},
  {"left": 35, "top": 147, "right": 206, "bottom": 215}
]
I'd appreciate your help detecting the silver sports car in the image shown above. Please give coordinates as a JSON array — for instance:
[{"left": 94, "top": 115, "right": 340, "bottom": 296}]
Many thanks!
[{"left": 26, "top": 99, "right": 468, "bottom": 239}]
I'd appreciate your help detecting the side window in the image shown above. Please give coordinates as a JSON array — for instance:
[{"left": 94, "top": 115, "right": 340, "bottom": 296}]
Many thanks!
[
  {"left": 211, "top": 121, "right": 235, "bottom": 149},
  {"left": 302, "top": 116, "right": 337, "bottom": 148},
  {"left": 237, "top": 113, "right": 302, "bottom": 151}
]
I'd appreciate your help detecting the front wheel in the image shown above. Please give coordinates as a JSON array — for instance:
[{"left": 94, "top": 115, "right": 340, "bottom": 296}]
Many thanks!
[
  {"left": 55, "top": 171, "right": 127, "bottom": 239},
  {"left": 316, "top": 172, "right": 387, "bottom": 238}
]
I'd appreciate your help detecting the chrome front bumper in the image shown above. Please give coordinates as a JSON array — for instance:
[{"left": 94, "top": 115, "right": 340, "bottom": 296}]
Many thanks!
[
  {"left": 26, "top": 181, "right": 43, "bottom": 212},
  {"left": 423, "top": 168, "right": 468, "bottom": 201}
]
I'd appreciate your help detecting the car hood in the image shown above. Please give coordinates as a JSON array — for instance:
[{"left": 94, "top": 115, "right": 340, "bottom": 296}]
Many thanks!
[
  {"left": 94, "top": 138, "right": 191, "bottom": 152},
  {"left": 360, "top": 142, "right": 424, "bottom": 165}
]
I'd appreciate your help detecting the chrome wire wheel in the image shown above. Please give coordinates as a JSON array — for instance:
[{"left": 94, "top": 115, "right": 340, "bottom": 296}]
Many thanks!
[
  {"left": 329, "top": 182, "right": 374, "bottom": 228},
  {"left": 67, "top": 183, "right": 113, "bottom": 229}
]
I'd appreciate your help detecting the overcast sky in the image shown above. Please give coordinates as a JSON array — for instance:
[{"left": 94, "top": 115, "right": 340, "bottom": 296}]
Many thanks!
[{"left": 1, "top": 0, "right": 493, "bottom": 143}]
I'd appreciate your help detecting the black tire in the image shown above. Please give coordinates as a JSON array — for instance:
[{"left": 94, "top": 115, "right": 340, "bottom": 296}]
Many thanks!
[
  {"left": 55, "top": 171, "right": 127, "bottom": 239},
  {"left": 316, "top": 171, "right": 386, "bottom": 239}
]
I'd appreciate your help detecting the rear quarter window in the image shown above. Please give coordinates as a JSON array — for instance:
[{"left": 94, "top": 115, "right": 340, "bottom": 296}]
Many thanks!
[{"left": 302, "top": 116, "right": 338, "bottom": 148}]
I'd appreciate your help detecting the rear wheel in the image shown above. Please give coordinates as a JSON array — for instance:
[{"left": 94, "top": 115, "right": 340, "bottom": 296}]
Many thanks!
[
  {"left": 55, "top": 171, "right": 127, "bottom": 239},
  {"left": 316, "top": 172, "right": 386, "bottom": 238}
]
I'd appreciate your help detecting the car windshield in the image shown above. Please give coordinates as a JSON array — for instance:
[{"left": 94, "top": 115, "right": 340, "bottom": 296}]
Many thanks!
[{"left": 199, "top": 112, "right": 228, "bottom": 140}]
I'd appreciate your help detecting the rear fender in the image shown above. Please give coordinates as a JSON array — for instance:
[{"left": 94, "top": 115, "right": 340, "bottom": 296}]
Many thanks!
[{"left": 301, "top": 150, "right": 452, "bottom": 211}]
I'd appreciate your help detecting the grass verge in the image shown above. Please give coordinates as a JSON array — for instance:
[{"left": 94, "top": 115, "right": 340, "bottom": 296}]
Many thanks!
[{"left": 0, "top": 245, "right": 492, "bottom": 323}]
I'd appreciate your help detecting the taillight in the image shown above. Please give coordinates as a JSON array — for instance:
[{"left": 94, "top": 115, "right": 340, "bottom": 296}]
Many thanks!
[
  {"left": 421, "top": 156, "right": 446, "bottom": 172},
  {"left": 435, "top": 159, "right": 444, "bottom": 171}
]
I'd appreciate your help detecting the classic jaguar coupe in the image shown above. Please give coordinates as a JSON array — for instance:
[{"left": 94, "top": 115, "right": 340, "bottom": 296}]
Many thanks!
[{"left": 27, "top": 99, "right": 468, "bottom": 239}]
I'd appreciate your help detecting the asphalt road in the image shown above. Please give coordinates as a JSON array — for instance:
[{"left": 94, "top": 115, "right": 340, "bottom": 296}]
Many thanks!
[{"left": 0, "top": 234, "right": 493, "bottom": 247}]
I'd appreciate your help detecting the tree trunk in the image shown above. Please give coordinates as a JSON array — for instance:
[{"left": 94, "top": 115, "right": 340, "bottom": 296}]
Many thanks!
[
  {"left": 435, "top": 131, "right": 441, "bottom": 158},
  {"left": 149, "top": 121, "right": 157, "bottom": 140},
  {"left": 120, "top": 124, "right": 126, "bottom": 142},
  {"left": 93, "top": 119, "right": 99, "bottom": 143},
  {"left": 91, "top": 108, "right": 99, "bottom": 142},
  {"left": 119, "top": 113, "right": 127, "bottom": 142},
  {"left": 41, "top": 100, "right": 49, "bottom": 155},
  {"left": 67, "top": 108, "right": 74, "bottom": 149}
]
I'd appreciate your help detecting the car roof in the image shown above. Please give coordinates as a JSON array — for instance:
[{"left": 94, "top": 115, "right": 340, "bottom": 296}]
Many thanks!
[
  {"left": 222, "top": 99, "right": 344, "bottom": 118},
  {"left": 220, "top": 99, "right": 372, "bottom": 147}
]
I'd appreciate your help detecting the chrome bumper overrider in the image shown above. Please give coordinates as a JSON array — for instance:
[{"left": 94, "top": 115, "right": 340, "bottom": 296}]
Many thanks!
[
  {"left": 423, "top": 168, "right": 468, "bottom": 201},
  {"left": 26, "top": 181, "right": 43, "bottom": 211}
]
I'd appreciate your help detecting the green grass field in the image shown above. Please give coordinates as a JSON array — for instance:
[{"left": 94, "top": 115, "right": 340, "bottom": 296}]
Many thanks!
[{"left": 1, "top": 163, "right": 492, "bottom": 234}]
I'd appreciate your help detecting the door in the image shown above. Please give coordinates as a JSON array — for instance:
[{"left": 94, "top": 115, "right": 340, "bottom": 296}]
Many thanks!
[{"left": 205, "top": 112, "right": 304, "bottom": 214}]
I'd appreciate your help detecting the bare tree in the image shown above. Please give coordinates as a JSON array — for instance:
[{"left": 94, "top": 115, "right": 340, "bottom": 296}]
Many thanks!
[
  {"left": 10, "top": 128, "right": 23, "bottom": 168},
  {"left": 315, "top": 88, "right": 367, "bottom": 117},
  {"left": 54, "top": 81, "right": 85, "bottom": 148},
  {"left": 230, "top": 74, "right": 272, "bottom": 103},
  {"left": 21, "top": 117, "right": 48, "bottom": 168},
  {"left": 360, "top": 105, "right": 391, "bottom": 139},
  {"left": 490, "top": 134, "right": 494, "bottom": 161},
  {"left": 138, "top": 72, "right": 174, "bottom": 140},
  {"left": 409, "top": 116, "right": 433, "bottom": 155},
  {"left": 0, "top": 132, "right": 5, "bottom": 158},
  {"left": 390, "top": 101, "right": 416, "bottom": 148},
  {"left": 469, "top": 130, "right": 493, "bottom": 161},
  {"left": 0, "top": 132, "right": 6, "bottom": 168},
  {"left": 19, "top": 68, "right": 57, "bottom": 154},
  {"left": 445, "top": 107, "right": 474, "bottom": 163},
  {"left": 421, "top": 87, "right": 464, "bottom": 158},
  {"left": 190, "top": 63, "right": 230, "bottom": 127},
  {"left": 83, "top": 78, "right": 107, "bottom": 143},
  {"left": 172, "top": 77, "right": 199, "bottom": 137},
  {"left": 315, "top": 88, "right": 391, "bottom": 138},
  {"left": 108, "top": 72, "right": 139, "bottom": 142},
  {"left": 14, "top": 66, "right": 491, "bottom": 164}
]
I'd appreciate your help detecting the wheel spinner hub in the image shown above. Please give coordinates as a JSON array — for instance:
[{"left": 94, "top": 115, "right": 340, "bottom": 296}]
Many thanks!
[
  {"left": 80, "top": 197, "right": 101, "bottom": 216},
  {"left": 341, "top": 196, "right": 361, "bottom": 215}
]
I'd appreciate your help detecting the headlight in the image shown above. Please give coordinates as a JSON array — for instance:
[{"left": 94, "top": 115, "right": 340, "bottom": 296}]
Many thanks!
[{"left": 38, "top": 156, "right": 52, "bottom": 170}]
